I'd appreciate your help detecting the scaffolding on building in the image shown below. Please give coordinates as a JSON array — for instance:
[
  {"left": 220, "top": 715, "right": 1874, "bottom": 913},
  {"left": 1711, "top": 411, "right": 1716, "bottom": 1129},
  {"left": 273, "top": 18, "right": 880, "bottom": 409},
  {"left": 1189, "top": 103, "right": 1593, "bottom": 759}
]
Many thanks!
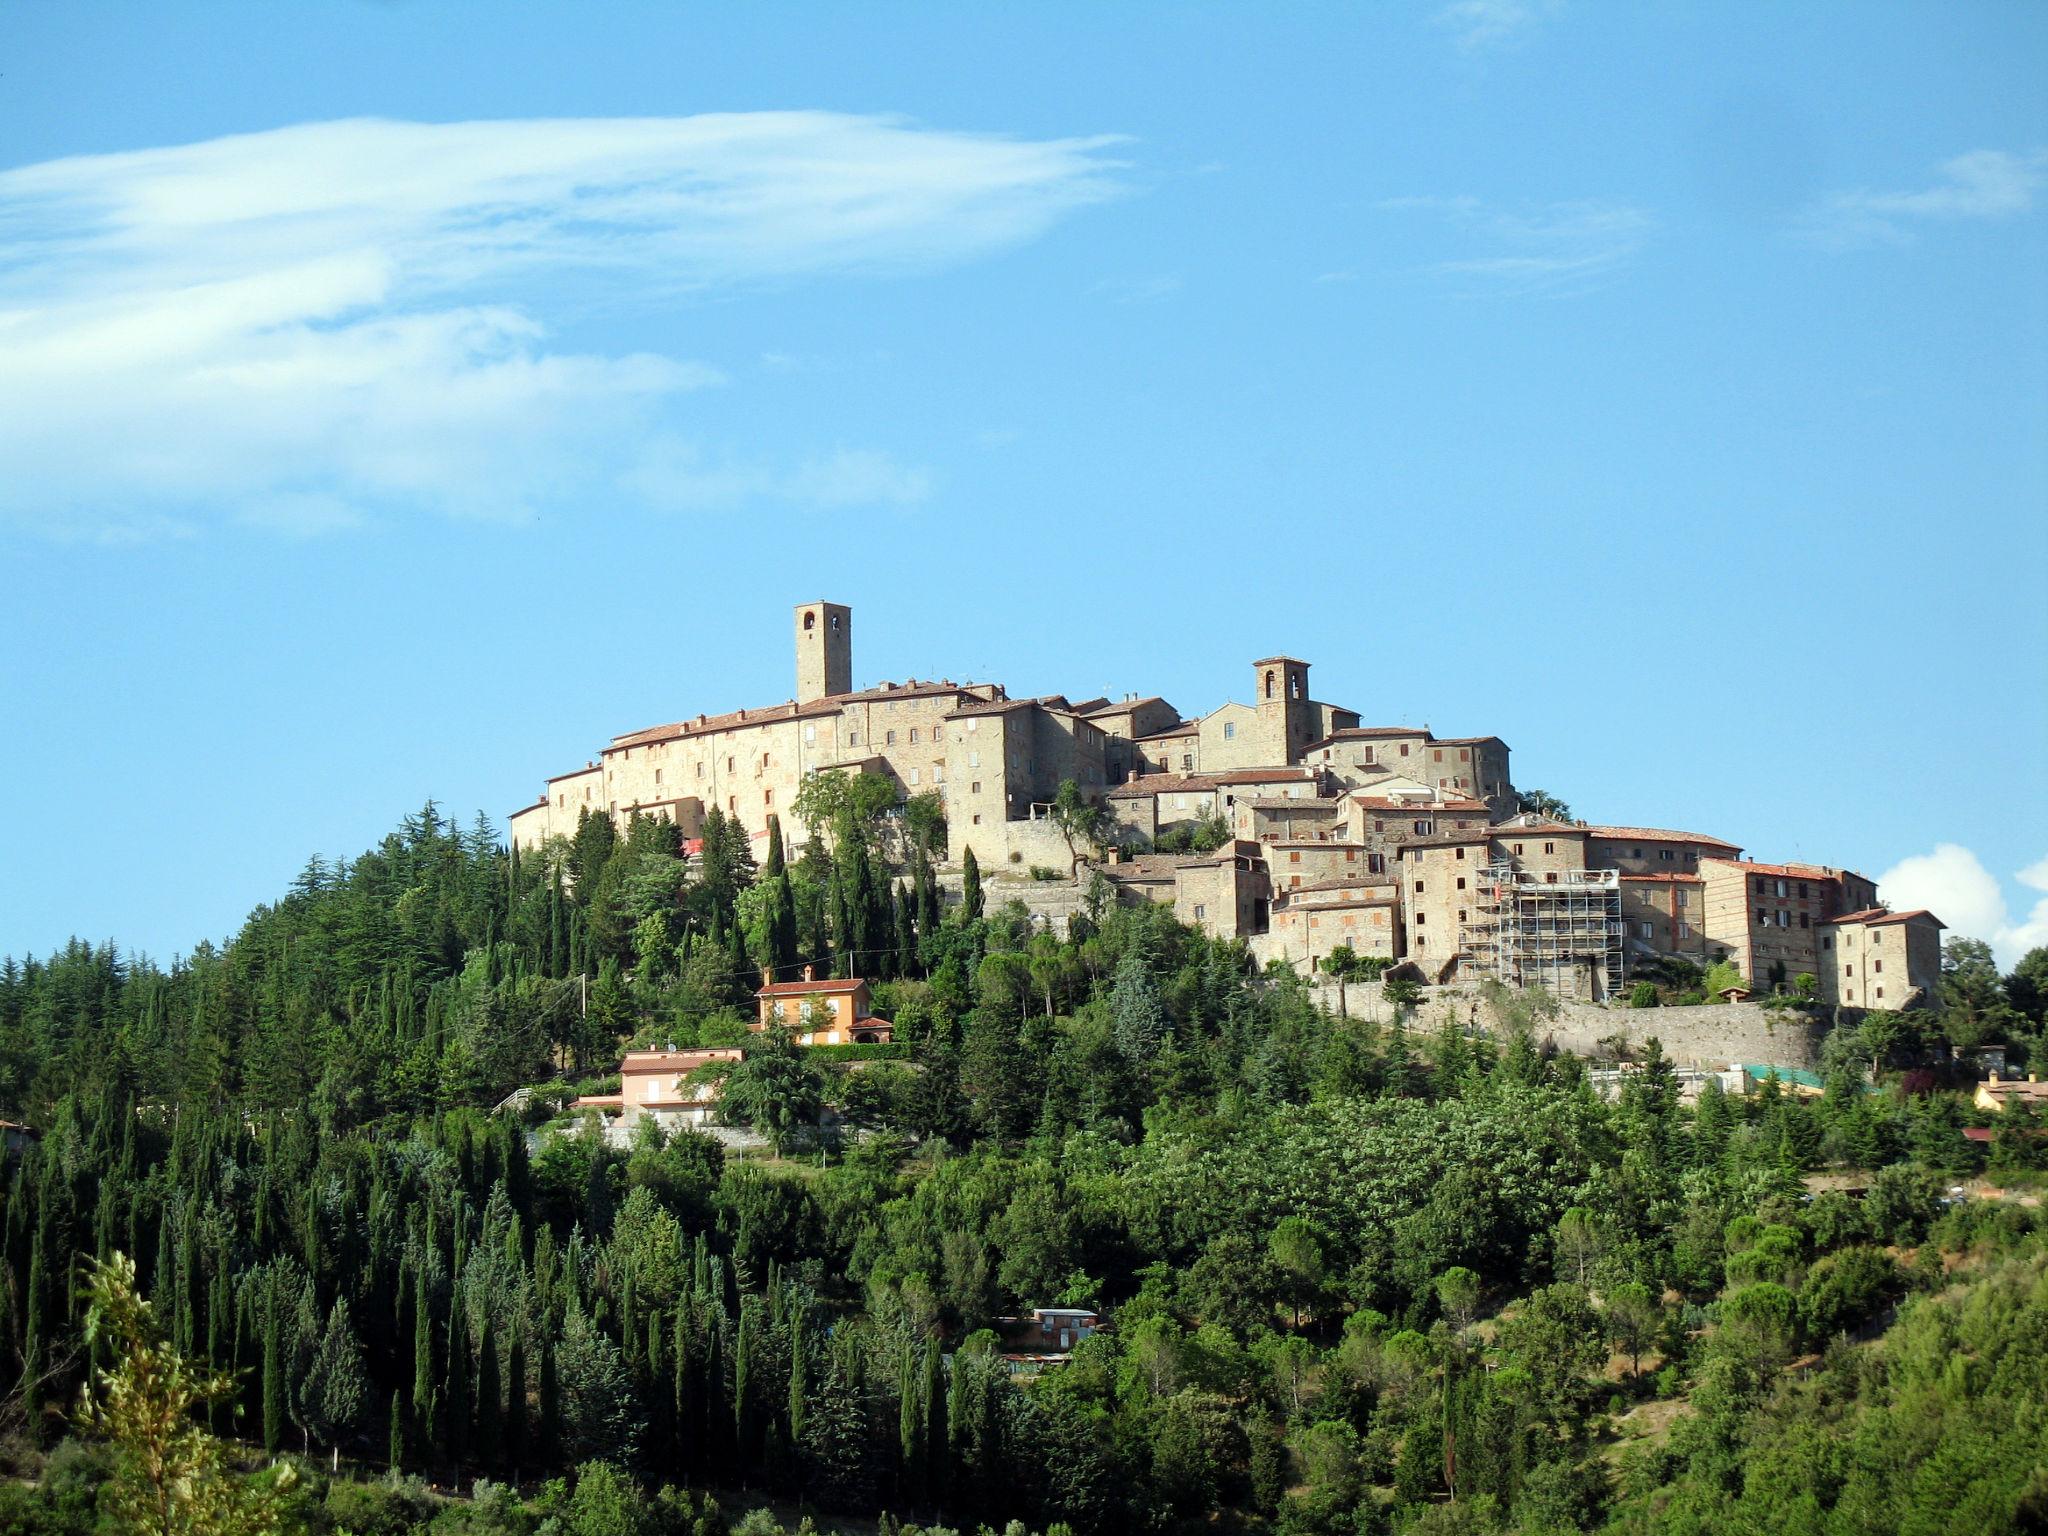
[{"left": 1458, "top": 865, "right": 1624, "bottom": 1002}]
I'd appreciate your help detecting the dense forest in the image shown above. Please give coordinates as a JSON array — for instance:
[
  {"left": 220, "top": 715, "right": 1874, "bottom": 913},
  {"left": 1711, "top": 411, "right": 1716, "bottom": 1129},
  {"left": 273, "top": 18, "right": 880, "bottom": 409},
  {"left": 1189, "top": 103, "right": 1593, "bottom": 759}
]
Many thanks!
[{"left": 1, "top": 793, "right": 2045, "bottom": 1536}]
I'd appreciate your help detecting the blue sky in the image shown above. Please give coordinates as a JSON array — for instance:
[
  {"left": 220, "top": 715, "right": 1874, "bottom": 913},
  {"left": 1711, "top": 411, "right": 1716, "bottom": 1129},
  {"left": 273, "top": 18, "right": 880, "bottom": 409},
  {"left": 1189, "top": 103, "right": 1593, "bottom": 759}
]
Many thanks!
[{"left": 2, "top": 1, "right": 2045, "bottom": 967}]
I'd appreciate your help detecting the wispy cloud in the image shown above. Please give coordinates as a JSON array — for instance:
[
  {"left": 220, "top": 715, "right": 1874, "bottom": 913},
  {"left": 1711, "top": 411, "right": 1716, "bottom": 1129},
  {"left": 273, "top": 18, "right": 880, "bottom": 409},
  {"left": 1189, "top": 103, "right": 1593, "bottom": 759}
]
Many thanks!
[
  {"left": 0, "top": 113, "right": 1123, "bottom": 539},
  {"left": 1378, "top": 194, "right": 1650, "bottom": 294},
  {"left": 622, "top": 438, "right": 931, "bottom": 514},
  {"left": 1434, "top": 0, "right": 1554, "bottom": 52},
  {"left": 1800, "top": 148, "right": 2048, "bottom": 247}
]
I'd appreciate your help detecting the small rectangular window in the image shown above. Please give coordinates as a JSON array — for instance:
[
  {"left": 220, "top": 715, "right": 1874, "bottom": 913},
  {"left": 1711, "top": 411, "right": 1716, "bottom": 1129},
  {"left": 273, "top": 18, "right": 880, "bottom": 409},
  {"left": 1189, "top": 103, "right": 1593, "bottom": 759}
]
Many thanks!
[
  {"left": 910, "top": 728, "right": 920, "bottom": 744},
  {"left": 1456, "top": 876, "right": 1466, "bottom": 890},
  {"left": 1224, "top": 722, "right": 1235, "bottom": 740},
  {"left": 1414, "top": 881, "right": 1425, "bottom": 894}
]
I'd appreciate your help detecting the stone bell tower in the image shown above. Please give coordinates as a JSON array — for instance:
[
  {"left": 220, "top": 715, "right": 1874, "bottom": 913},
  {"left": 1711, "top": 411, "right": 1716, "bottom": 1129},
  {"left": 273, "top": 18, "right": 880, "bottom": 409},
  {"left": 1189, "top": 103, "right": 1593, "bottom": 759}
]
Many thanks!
[
  {"left": 795, "top": 601, "right": 852, "bottom": 703},
  {"left": 1252, "top": 654, "right": 1312, "bottom": 765}
]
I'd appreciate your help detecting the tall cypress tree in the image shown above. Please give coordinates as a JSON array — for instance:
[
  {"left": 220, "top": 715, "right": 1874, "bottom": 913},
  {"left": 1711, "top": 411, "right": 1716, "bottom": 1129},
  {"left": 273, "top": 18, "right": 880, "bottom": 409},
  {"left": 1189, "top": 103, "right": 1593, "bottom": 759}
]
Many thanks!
[
  {"left": 538, "top": 1336, "right": 561, "bottom": 1468},
  {"left": 922, "top": 1338, "right": 947, "bottom": 1508},
  {"left": 20, "top": 1233, "right": 44, "bottom": 1447},
  {"left": 411, "top": 1265, "right": 433, "bottom": 1423},
  {"left": 960, "top": 847, "right": 983, "bottom": 922},
  {"left": 444, "top": 1286, "right": 471, "bottom": 1466},
  {"left": 733, "top": 1302, "right": 755, "bottom": 1472},
  {"left": 504, "top": 1327, "right": 528, "bottom": 1477},
  {"left": 894, "top": 881, "right": 917, "bottom": 979},
  {"left": 475, "top": 1316, "right": 500, "bottom": 1469},
  {"left": 389, "top": 1389, "right": 405, "bottom": 1468},
  {"left": 262, "top": 1287, "right": 285, "bottom": 1453},
  {"left": 897, "top": 1346, "right": 922, "bottom": 1505},
  {"left": 787, "top": 1322, "right": 807, "bottom": 1449}
]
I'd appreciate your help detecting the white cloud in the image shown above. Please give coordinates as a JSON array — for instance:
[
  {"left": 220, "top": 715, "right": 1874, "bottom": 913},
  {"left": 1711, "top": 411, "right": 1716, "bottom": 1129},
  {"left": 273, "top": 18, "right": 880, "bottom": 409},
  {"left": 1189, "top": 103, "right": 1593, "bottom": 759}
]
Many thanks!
[
  {"left": 0, "top": 113, "right": 1123, "bottom": 537},
  {"left": 1378, "top": 194, "right": 1650, "bottom": 293},
  {"left": 1800, "top": 148, "right": 2048, "bottom": 247},
  {"left": 1434, "top": 0, "right": 1553, "bottom": 51},
  {"left": 1876, "top": 843, "right": 2048, "bottom": 970}
]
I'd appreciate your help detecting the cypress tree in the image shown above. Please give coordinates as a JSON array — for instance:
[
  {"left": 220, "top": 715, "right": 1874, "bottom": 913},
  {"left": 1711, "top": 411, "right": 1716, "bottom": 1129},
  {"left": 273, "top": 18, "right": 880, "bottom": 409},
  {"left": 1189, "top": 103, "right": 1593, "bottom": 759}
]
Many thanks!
[
  {"left": 262, "top": 1288, "right": 285, "bottom": 1453},
  {"left": 389, "top": 1389, "right": 405, "bottom": 1468},
  {"left": 20, "top": 1233, "right": 43, "bottom": 1447},
  {"left": 897, "top": 1346, "right": 922, "bottom": 1504},
  {"left": 672, "top": 1304, "right": 692, "bottom": 1469},
  {"left": 922, "top": 1338, "right": 947, "bottom": 1507},
  {"left": 475, "top": 1316, "right": 501, "bottom": 1469},
  {"left": 914, "top": 846, "right": 940, "bottom": 949},
  {"left": 960, "top": 846, "right": 983, "bottom": 922},
  {"left": 734, "top": 1303, "right": 755, "bottom": 1471},
  {"left": 444, "top": 1289, "right": 470, "bottom": 1466},
  {"left": 504, "top": 1327, "right": 528, "bottom": 1476},
  {"left": 894, "top": 881, "right": 917, "bottom": 979},
  {"left": 762, "top": 816, "right": 798, "bottom": 976},
  {"left": 787, "top": 1323, "right": 807, "bottom": 1448},
  {"left": 538, "top": 1335, "right": 561, "bottom": 1468},
  {"left": 411, "top": 1266, "right": 433, "bottom": 1422}
]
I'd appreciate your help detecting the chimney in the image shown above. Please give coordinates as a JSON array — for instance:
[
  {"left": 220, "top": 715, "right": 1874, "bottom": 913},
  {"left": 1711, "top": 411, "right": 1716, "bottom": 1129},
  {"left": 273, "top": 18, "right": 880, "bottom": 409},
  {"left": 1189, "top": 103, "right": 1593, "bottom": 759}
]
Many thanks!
[
  {"left": 760, "top": 966, "right": 772, "bottom": 987},
  {"left": 802, "top": 963, "right": 816, "bottom": 983}
]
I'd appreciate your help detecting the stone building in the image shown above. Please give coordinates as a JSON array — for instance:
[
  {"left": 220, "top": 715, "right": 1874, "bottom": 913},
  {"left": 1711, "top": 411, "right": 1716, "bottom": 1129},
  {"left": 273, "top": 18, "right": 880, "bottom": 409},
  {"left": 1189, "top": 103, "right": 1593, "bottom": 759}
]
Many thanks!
[
  {"left": 1698, "top": 859, "right": 1880, "bottom": 990},
  {"left": 1823, "top": 908, "right": 1945, "bottom": 1010},
  {"left": 509, "top": 599, "right": 1943, "bottom": 1002},
  {"left": 1079, "top": 696, "right": 1182, "bottom": 785},
  {"left": 1266, "top": 878, "right": 1401, "bottom": 974}
]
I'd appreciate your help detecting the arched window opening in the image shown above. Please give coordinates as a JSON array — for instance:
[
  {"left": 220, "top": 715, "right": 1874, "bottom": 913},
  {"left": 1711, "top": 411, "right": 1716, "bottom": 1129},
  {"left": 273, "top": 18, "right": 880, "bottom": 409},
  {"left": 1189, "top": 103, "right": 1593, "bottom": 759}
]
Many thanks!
[
  {"left": 1264, "top": 669, "right": 1276, "bottom": 699},
  {"left": 803, "top": 612, "right": 816, "bottom": 633}
]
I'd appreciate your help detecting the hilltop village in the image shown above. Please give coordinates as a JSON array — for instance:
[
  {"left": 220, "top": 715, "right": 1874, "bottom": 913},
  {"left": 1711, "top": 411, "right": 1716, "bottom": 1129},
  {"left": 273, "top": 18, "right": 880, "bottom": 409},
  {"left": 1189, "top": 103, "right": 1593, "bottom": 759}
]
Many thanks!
[{"left": 513, "top": 601, "right": 1945, "bottom": 1008}]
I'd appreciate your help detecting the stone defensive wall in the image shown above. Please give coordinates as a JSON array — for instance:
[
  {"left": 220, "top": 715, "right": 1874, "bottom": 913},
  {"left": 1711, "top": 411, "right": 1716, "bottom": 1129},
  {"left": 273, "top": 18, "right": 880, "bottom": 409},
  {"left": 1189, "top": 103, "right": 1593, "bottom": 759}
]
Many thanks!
[{"left": 1301, "top": 981, "right": 1830, "bottom": 1070}]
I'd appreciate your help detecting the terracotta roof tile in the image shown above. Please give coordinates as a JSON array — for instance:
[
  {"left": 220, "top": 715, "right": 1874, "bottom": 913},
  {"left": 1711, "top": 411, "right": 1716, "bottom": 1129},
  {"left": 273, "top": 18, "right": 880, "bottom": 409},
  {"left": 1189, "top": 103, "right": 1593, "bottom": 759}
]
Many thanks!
[{"left": 1584, "top": 825, "right": 1741, "bottom": 849}]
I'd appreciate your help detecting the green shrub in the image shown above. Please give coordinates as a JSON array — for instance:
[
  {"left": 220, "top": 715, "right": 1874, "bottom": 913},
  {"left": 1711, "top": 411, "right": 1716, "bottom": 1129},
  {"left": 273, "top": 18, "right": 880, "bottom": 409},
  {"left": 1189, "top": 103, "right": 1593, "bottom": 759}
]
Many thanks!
[{"left": 1627, "top": 981, "right": 1660, "bottom": 1009}]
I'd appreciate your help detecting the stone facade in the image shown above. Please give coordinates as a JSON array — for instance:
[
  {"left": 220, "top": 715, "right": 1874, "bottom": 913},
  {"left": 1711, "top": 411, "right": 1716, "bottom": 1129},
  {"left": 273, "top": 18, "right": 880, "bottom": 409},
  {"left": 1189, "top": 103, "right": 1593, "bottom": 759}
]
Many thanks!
[
  {"left": 1700, "top": 859, "right": 1881, "bottom": 991},
  {"left": 1823, "top": 908, "right": 1945, "bottom": 1010},
  {"left": 1264, "top": 879, "right": 1400, "bottom": 973}
]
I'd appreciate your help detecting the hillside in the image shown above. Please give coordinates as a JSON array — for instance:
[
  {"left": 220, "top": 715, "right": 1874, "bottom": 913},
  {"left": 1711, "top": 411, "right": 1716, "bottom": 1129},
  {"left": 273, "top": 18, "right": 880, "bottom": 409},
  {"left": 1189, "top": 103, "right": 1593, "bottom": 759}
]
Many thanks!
[{"left": 0, "top": 800, "right": 2044, "bottom": 1535}]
